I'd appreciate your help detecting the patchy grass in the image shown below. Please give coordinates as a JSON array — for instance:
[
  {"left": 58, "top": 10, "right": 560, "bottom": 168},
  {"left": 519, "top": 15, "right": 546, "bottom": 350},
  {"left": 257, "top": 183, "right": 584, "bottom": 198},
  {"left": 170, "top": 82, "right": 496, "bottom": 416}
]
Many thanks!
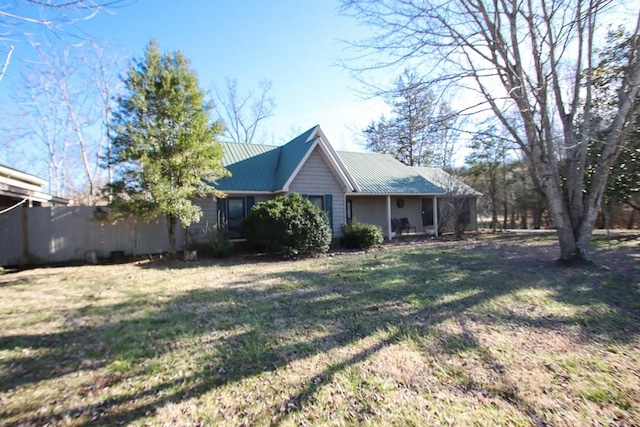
[{"left": 1, "top": 233, "right": 639, "bottom": 426}]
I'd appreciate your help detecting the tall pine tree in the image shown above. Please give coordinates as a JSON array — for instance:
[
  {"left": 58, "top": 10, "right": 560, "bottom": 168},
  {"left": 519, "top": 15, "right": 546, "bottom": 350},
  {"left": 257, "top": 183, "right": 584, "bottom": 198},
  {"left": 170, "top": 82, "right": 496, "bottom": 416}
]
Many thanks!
[
  {"left": 363, "top": 69, "right": 459, "bottom": 168},
  {"left": 106, "top": 40, "right": 229, "bottom": 254}
]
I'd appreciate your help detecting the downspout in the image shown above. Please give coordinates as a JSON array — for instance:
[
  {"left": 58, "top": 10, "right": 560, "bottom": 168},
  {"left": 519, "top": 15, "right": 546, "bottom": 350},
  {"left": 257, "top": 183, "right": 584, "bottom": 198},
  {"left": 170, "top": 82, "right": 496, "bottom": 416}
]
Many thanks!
[{"left": 386, "top": 195, "right": 393, "bottom": 240}]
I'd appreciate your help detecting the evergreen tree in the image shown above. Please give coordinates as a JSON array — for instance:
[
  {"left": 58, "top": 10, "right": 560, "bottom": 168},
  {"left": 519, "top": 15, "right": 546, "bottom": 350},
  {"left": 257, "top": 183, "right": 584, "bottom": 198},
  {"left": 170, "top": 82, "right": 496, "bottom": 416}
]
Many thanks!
[
  {"left": 106, "top": 40, "right": 229, "bottom": 254},
  {"left": 363, "top": 69, "right": 459, "bottom": 168}
]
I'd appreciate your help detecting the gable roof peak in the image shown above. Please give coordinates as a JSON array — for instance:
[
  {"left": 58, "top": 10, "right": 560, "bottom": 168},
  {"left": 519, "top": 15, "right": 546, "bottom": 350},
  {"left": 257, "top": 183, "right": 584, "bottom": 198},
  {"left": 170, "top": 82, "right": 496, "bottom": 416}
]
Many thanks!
[{"left": 217, "top": 124, "right": 360, "bottom": 193}]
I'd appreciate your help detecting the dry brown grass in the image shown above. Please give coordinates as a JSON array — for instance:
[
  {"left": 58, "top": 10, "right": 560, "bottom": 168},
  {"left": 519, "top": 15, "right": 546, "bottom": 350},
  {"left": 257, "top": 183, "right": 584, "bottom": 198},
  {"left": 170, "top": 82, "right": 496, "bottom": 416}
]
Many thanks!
[{"left": 1, "top": 232, "right": 639, "bottom": 426}]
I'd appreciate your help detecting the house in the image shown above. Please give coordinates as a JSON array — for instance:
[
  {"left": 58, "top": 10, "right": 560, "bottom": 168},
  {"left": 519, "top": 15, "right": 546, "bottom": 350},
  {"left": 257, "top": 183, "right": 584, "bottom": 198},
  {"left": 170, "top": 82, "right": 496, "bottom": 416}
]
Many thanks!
[
  {"left": 0, "top": 164, "right": 71, "bottom": 210},
  {"left": 190, "top": 125, "right": 480, "bottom": 243}
]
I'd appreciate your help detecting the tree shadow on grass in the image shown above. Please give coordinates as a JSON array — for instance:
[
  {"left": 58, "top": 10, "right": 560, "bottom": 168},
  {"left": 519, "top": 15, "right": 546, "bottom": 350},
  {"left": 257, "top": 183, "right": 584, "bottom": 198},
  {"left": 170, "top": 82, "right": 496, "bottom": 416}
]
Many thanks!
[{"left": 1, "top": 237, "right": 638, "bottom": 425}]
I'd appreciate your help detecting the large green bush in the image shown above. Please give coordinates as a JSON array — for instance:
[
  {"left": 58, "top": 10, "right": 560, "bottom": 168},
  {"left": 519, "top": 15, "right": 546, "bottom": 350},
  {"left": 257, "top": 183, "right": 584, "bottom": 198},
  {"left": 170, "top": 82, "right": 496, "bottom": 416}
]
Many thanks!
[
  {"left": 341, "top": 221, "right": 384, "bottom": 249},
  {"left": 244, "top": 193, "right": 332, "bottom": 256}
]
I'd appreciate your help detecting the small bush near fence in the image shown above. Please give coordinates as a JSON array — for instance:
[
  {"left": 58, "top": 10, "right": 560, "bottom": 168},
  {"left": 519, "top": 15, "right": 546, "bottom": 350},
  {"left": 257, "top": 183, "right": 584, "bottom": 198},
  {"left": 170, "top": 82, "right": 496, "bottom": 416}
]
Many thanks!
[
  {"left": 244, "top": 193, "right": 332, "bottom": 256},
  {"left": 209, "top": 224, "right": 233, "bottom": 258},
  {"left": 341, "top": 222, "right": 384, "bottom": 249},
  {"left": 210, "top": 239, "right": 233, "bottom": 258}
]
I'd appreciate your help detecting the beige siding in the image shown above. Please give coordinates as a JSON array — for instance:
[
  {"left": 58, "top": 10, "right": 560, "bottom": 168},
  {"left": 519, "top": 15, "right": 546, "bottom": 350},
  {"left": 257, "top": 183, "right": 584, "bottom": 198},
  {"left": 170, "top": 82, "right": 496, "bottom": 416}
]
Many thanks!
[
  {"left": 350, "top": 196, "right": 425, "bottom": 237},
  {"left": 289, "top": 148, "right": 346, "bottom": 237},
  {"left": 189, "top": 197, "right": 218, "bottom": 244},
  {"left": 349, "top": 196, "right": 390, "bottom": 236},
  {"left": 390, "top": 196, "right": 422, "bottom": 233},
  {"left": 207, "top": 194, "right": 275, "bottom": 242}
]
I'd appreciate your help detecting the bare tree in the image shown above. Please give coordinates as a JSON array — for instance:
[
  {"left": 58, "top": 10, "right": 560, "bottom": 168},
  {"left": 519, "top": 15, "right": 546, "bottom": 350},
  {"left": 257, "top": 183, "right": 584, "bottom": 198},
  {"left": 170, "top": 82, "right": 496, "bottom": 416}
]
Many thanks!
[
  {"left": 341, "top": 0, "right": 640, "bottom": 262},
  {"left": 424, "top": 168, "right": 478, "bottom": 237},
  {"left": 9, "top": 38, "right": 121, "bottom": 202},
  {"left": 213, "top": 78, "right": 275, "bottom": 144},
  {"left": 11, "top": 44, "right": 72, "bottom": 196},
  {"left": 466, "top": 127, "right": 512, "bottom": 231},
  {"left": 86, "top": 40, "right": 122, "bottom": 192},
  {"left": 0, "top": 0, "right": 124, "bottom": 82}
]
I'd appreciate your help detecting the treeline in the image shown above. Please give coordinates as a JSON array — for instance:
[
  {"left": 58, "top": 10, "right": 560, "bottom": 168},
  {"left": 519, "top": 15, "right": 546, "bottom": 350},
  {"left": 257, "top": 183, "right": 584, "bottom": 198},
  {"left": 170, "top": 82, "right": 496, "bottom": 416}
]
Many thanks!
[{"left": 459, "top": 158, "right": 639, "bottom": 231}]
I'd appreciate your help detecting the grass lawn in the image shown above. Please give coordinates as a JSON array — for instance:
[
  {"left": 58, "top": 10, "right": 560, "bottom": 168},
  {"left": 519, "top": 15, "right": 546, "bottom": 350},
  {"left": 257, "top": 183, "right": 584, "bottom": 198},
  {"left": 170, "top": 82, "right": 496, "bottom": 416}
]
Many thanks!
[{"left": 1, "top": 233, "right": 639, "bottom": 426}]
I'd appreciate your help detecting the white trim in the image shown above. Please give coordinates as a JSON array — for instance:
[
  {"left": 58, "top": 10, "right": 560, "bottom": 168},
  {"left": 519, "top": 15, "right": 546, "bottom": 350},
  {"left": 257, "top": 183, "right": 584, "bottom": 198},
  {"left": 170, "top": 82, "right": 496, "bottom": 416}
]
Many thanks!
[
  {"left": 0, "top": 182, "right": 71, "bottom": 205},
  {"left": 282, "top": 137, "right": 320, "bottom": 192},
  {"left": 345, "top": 192, "right": 446, "bottom": 197},
  {"left": 0, "top": 165, "right": 47, "bottom": 187},
  {"left": 315, "top": 138, "right": 357, "bottom": 192},
  {"left": 282, "top": 134, "right": 355, "bottom": 193},
  {"left": 311, "top": 127, "right": 360, "bottom": 192},
  {"left": 219, "top": 190, "right": 274, "bottom": 196}
]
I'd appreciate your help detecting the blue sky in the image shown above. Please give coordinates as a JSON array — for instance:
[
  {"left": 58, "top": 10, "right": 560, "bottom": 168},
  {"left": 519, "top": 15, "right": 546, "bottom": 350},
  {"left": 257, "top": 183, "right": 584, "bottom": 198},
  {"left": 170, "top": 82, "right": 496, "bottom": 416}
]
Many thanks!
[{"left": 2, "top": 0, "right": 389, "bottom": 153}]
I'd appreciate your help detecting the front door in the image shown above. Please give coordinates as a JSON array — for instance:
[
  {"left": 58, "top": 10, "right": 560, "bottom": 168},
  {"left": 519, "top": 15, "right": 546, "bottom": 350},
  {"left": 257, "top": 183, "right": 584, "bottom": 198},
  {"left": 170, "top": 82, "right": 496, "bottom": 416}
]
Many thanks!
[{"left": 421, "top": 198, "right": 434, "bottom": 226}]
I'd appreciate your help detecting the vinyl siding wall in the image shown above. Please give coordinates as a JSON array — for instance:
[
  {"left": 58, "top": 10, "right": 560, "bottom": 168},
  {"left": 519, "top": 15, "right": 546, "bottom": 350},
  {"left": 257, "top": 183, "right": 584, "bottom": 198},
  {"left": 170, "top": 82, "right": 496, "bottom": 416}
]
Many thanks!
[
  {"left": 349, "top": 196, "right": 424, "bottom": 237},
  {"left": 189, "top": 197, "right": 218, "bottom": 244},
  {"left": 389, "top": 197, "right": 423, "bottom": 233},
  {"left": 187, "top": 195, "right": 291, "bottom": 244},
  {"left": 349, "top": 196, "right": 389, "bottom": 236},
  {"left": 289, "top": 148, "right": 347, "bottom": 237}
]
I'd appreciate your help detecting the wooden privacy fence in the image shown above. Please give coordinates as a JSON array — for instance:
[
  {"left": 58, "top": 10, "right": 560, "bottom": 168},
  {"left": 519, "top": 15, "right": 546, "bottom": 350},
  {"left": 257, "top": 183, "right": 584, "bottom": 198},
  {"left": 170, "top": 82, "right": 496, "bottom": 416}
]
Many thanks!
[{"left": 0, "top": 206, "right": 187, "bottom": 267}]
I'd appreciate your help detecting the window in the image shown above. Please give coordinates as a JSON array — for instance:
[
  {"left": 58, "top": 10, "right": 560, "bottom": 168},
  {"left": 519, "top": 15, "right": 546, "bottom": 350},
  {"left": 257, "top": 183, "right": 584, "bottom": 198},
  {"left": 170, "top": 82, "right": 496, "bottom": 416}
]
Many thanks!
[
  {"left": 218, "top": 196, "right": 255, "bottom": 239},
  {"left": 421, "top": 198, "right": 434, "bottom": 226},
  {"left": 227, "top": 198, "right": 245, "bottom": 239},
  {"left": 308, "top": 195, "right": 324, "bottom": 211},
  {"left": 302, "top": 194, "right": 333, "bottom": 232},
  {"left": 346, "top": 199, "right": 353, "bottom": 223}
]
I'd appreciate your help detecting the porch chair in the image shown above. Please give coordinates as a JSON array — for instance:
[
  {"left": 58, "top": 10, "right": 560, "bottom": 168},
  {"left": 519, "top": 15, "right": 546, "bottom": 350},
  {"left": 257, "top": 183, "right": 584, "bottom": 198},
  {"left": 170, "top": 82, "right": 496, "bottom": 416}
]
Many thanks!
[
  {"left": 399, "top": 217, "right": 417, "bottom": 234},
  {"left": 391, "top": 218, "right": 401, "bottom": 234}
]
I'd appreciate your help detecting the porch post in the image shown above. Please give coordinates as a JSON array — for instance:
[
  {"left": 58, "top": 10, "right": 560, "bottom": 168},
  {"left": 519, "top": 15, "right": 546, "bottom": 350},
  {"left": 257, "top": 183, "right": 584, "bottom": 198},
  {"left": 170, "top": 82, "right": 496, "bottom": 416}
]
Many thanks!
[
  {"left": 433, "top": 197, "right": 439, "bottom": 237},
  {"left": 386, "top": 195, "right": 393, "bottom": 240}
]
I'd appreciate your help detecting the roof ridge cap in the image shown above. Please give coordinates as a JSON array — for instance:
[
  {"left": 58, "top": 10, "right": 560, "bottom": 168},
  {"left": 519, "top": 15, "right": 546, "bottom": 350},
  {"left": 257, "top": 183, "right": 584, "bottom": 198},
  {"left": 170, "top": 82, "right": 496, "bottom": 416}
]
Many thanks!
[{"left": 221, "top": 140, "right": 280, "bottom": 148}]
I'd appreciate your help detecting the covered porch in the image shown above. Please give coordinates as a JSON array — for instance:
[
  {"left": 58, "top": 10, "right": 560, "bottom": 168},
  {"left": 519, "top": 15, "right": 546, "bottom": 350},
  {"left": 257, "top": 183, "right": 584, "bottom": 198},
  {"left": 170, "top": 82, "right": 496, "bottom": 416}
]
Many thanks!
[{"left": 346, "top": 195, "right": 440, "bottom": 241}]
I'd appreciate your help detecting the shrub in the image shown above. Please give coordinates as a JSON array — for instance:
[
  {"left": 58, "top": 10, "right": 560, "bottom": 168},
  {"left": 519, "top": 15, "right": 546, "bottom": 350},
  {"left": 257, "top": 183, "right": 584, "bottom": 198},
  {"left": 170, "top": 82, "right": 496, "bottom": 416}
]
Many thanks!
[
  {"left": 210, "top": 239, "right": 233, "bottom": 258},
  {"left": 244, "top": 193, "right": 332, "bottom": 256},
  {"left": 210, "top": 224, "right": 233, "bottom": 258},
  {"left": 341, "top": 221, "right": 384, "bottom": 249}
]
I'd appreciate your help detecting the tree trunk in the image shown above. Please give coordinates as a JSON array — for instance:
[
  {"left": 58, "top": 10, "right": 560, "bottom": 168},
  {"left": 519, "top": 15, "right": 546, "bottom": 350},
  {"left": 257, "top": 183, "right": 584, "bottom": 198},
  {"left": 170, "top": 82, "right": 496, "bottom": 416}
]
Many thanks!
[
  {"left": 520, "top": 210, "right": 528, "bottom": 229},
  {"left": 502, "top": 199, "right": 508, "bottom": 230},
  {"left": 628, "top": 208, "right": 636, "bottom": 229},
  {"left": 541, "top": 174, "right": 587, "bottom": 263},
  {"left": 533, "top": 196, "right": 544, "bottom": 230},
  {"left": 167, "top": 215, "right": 177, "bottom": 256},
  {"left": 491, "top": 201, "right": 498, "bottom": 231}
]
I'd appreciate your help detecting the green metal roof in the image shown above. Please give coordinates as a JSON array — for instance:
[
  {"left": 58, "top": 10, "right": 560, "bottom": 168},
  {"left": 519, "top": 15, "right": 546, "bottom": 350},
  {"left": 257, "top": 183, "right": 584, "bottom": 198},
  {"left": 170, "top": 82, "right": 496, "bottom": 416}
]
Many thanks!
[
  {"left": 216, "top": 142, "right": 280, "bottom": 191},
  {"left": 411, "top": 167, "right": 482, "bottom": 196},
  {"left": 273, "top": 126, "right": 317, "bottom": 189},
  {"left": 337, "top": 152, "right": 445, "bottom": 194},
  {"left": 215, "top": 125, "right": 478, "bottom": 197},
  {"left": 216, "top": 126, "right": 319, "bottom": 192}
]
